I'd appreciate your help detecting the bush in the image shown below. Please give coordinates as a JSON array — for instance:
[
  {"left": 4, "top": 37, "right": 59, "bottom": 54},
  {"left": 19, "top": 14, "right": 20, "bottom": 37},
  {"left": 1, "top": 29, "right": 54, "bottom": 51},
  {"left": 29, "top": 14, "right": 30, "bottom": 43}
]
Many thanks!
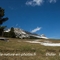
[{"left": 3, "top": 32, "right": 9, "bottom": 37}]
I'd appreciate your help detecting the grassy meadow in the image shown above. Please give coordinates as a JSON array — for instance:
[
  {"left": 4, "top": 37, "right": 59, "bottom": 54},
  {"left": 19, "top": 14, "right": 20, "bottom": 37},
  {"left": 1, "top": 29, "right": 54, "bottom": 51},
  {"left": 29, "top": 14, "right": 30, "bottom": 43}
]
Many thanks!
[{"left": 0, "top": 38, "right": 60, "bottom": 60}]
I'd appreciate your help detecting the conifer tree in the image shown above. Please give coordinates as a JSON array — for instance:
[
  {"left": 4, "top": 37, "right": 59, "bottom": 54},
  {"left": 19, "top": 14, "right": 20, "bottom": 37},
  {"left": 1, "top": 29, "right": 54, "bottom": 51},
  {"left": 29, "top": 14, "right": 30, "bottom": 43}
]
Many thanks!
[
  {"left": 0, "top": 7, "right": 8, "bottom": 36},
  {"left": 9, "top": 27, "right": 16, "bottom": 38}
]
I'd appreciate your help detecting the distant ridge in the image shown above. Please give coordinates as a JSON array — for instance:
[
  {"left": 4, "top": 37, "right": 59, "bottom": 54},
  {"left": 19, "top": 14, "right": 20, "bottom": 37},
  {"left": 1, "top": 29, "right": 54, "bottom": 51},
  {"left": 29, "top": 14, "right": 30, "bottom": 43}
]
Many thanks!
[{"left": 4, "top": 28, "right": 48, "bottom": 39}]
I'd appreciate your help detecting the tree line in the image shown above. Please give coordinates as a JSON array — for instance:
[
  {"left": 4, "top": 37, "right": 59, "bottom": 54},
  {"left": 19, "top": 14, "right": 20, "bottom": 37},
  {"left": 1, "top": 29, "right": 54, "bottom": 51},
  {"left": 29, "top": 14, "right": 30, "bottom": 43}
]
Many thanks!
[{"left": 0, "top": 7, "right": 16, "bottom": 38}]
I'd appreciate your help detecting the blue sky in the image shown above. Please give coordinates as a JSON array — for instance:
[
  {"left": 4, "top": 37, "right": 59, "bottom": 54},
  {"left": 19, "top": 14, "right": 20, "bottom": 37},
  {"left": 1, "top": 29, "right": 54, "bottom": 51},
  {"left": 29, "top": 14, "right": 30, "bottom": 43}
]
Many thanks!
[{"left": 0, "top": 0, "right": 60, "bottom": 39}]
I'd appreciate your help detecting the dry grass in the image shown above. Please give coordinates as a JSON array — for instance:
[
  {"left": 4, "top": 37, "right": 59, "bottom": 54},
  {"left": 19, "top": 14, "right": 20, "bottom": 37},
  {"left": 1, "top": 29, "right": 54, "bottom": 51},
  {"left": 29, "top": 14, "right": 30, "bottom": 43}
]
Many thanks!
[{"left": 0, "top": 38, "right": 60, "bottom": 60}]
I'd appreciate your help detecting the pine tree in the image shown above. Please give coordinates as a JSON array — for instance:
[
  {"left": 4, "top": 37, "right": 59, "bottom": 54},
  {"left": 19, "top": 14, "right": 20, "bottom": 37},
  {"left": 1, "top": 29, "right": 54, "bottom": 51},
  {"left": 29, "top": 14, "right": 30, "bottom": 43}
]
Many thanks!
[
  {"left": 0, "top": 7, "right": 8, "bottom": 36},
  {"left": 0, "top": 7, "right": 8, "bottom": 25},
  {"left": 9, "top": 27, "right": 16, "bottom": 38}
]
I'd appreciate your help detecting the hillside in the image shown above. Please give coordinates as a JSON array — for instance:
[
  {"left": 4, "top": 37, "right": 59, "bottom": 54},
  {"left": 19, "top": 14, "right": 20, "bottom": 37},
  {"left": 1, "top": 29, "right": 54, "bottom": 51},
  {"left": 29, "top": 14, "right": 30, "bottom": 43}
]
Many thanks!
[
  {"left": 4, "top": 28, "right": 48, "bottom": 39},
  {"left": 0, "top": 38, "right": 60, "bottom": 60}
]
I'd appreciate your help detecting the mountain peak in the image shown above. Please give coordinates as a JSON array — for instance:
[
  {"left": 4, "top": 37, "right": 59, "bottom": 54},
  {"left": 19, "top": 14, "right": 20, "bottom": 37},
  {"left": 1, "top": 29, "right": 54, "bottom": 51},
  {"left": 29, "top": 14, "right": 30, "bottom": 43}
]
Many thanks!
[{"left": 4, "top": 28, "right": 48, "bottom": 39}]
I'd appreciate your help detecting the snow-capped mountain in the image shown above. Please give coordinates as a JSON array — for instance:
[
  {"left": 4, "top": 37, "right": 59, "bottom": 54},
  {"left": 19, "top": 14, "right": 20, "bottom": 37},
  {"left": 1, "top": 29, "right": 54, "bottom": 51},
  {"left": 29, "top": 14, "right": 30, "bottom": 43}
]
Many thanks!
[
  {"left": 14, "top": 28, "right": 29, "bottom": 38},
  {"left": 4, "top": 28, "right": 48, "bottom": 39}
]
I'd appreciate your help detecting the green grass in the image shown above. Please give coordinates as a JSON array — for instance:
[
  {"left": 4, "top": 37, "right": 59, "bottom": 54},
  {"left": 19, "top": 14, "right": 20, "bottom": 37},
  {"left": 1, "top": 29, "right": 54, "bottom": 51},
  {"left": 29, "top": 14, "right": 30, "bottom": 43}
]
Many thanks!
[{"left": 0, "top": 38, "right": 60, "bottom": 60}]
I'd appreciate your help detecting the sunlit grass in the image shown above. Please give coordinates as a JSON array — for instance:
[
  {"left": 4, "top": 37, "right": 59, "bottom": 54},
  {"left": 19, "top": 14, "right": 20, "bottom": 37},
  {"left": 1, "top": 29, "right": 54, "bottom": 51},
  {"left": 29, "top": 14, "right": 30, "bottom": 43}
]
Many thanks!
[{"left": 0, "top": 38, "right": 60, "bottom": 60}]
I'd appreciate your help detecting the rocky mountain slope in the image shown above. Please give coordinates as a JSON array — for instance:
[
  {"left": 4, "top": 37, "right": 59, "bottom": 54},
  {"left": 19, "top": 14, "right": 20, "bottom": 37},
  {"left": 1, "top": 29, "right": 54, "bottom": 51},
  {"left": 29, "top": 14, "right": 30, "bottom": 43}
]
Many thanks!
[{"left": 4, "top": 28, "right": 48, "bottom": 39}]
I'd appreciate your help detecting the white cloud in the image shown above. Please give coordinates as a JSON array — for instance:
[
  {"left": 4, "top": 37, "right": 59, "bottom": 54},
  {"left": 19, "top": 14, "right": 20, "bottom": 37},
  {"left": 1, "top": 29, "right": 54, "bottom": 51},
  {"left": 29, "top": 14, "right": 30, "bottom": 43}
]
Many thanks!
[
  {"left": 26, "top": 0, "right": 44, "bottom": 6},
  {"left": 26, "top": 0, "right": 57, "bottom": 6},
  {"left": 31, "top": 27, "right": 41, "bottom": 33},
  {"left": 48, "top": 0, "right": 57, "bottom": 3}
]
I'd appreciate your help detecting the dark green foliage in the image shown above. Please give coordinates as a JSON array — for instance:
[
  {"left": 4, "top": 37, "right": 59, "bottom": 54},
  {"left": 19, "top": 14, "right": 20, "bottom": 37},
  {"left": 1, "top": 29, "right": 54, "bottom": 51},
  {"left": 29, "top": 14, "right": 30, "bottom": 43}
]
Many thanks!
[
  {"left": 0, "top": 7, "right": 8, "bottom": 36},
  {"left": 0, "top": 7, "right": 8, "bottom": 25},
  {"left": 0, "top": 17, "right": 8, "bottom": 25},
  {"left": 0, "top": 7, "right": 4, "bottom": 17},
  {"left": 3, "top": 32, "right": 10, "bottom": 37},
  {"left": 9, "top": 27, "right": 16, "bottom": 38},
  {"left": 3, "top": 27, "right": 16, "bottom": 38},
  {"left": 29, "top": 36, "right": 39, "bottom": 39}
]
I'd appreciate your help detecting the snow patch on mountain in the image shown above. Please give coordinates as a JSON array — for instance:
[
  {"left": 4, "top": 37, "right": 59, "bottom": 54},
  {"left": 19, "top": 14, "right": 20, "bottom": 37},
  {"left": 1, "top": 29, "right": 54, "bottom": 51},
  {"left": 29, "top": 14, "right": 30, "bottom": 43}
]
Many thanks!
[{"left": 4, "top": 28, "right": 48, "bottom": 39}]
